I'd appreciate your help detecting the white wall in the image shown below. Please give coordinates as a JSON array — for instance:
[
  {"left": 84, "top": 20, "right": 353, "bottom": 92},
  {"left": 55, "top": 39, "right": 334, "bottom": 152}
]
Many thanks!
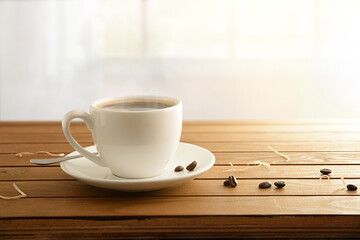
[{"left": 1, "top": 0, "right": 360, "bottom": 120}]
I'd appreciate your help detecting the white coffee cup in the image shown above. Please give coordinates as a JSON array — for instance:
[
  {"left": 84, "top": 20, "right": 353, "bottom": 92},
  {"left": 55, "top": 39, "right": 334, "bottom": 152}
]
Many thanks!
[{"left": 62, "top": 95, "right": 182, "bottom": 178}]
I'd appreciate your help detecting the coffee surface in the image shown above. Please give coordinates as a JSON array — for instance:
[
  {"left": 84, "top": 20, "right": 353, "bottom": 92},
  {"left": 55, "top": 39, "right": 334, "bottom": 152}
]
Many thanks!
[{"left": 102, "top": 101, "right": 172, "bottom": 111}]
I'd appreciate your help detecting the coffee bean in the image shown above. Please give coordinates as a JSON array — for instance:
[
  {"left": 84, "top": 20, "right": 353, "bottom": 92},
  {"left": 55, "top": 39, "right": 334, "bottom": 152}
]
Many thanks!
[
  {"left": 347, "top": 184, "right": 358, "bottom": 191},
  {"left": 228, "top": 176, "right": 238, "bottom": 187},
  {"left": 274, "top": 181, "right": 286, "bottom": 188},
  {"left": 223, "top": 180, "right": 230, "bottom": 186},
  {"left": 186, "top": 161, "right": 197, "bottom": 171},
  {"left": 174, "top": 165, "right": 184, "bottom": 172},
  {"left": 259, "top": 181, "right": 272, "bottom": 189},
  {"left": 320, "top": 168, "right": 332, "bottom": 175}
]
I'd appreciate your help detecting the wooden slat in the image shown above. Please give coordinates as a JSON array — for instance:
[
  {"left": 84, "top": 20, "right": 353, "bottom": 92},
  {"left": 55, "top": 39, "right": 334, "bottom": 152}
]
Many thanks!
[
  {"left": 2, "top": 165, "right": 360, "bottom": 181},
  {"left": 200, "top": 165, "right": 360, "bottom": 179},
  {"left": 182, "top": 120, "right": 360, "bottom": 125},
  {"left": 2, "top": 216, "right": 360, "bottom": 239},
  {"left": 214, "top": 152, "right": 360, "bottom": 165},
  {"left": 0, "top": 133, "right": 93, "bottom": 144},
  {"left": 3, "top": 132, "right": 360, "bottom": 143},
  {"left": 183, "top": 132, "right": 360, "bottom": 142},
  {"left": 4, "top": 123, "right": 360, "bottom": 134},
  {"left": 0, "top": 124, "right": 89, "bottom": 134},
  {"left": 3, "top": 120, "right": 360, "bottom": 126},
  {"left": 0, "top": 167, "right": 72, "bottom": 180},
  {"left": 2, "top": 196, "right": 360, "bottom": 218},
  {"left": 194, "top": 142, "right": 360, "bottom": 152},
  {"left": 0, "top": 154, "right": 65, "bottom": 167},
  {"left": 3, "top": 152, "right": 360, "bottom": 167},
  {"left": 0, "top": 179, "right": 358, "bottom": 198},
  {"left": 0, "top": 143, "right": 91, "bottom": 153},
  {"left": 3, "top": 215, "right": 360, "bottom": 230},
  {"left": 183, "top": 125, "right": 360, "bottom": 133},
  {"left": 0, "top": 121, "right": 68, "bottom": 126},
  {"left": 1, "top": 141, "right": 360, "bottom": 153}
]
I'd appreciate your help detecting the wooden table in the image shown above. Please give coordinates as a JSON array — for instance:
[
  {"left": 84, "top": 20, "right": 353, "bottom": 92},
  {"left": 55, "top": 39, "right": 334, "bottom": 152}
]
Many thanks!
[{"left": 1, "top": 121, "right": 360, "bottom": 239}]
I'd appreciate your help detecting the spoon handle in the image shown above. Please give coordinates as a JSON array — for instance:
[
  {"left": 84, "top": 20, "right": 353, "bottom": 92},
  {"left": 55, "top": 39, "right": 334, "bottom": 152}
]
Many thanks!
[{"left": 30, "top": 152, "right": 98, "bottom": 165}]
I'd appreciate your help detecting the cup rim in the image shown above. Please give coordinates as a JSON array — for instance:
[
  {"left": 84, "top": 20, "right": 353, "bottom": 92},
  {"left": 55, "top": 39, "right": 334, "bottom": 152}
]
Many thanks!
[{"left": 91, "top": 95, "right": 181, "bottom": 113}]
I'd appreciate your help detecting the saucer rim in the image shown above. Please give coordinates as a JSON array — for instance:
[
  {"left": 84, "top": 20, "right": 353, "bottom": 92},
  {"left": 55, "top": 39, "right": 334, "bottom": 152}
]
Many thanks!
[{"left": 60, "top": 142, "right": 215, "bottom": 184}]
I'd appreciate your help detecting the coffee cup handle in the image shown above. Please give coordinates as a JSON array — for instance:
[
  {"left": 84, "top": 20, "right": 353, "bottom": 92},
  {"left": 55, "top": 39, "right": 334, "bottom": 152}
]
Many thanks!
[{"left": 62, "top": 110, "right": 106, "bottom": 167}]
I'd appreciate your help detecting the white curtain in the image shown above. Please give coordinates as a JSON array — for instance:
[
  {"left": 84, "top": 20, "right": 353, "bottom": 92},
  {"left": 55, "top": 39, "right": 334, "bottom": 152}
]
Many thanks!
[{"left": 1, "top": 0, "right": 360, "bottom": 120}]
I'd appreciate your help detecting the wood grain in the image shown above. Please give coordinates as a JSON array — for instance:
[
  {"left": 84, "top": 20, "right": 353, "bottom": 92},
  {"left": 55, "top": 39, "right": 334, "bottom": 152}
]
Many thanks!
[
  {"left": 183, "top": 132, "right": 360, "bottom": 142},
  {"left": 2, "top": 196, "right": 360, "bottom": 218},
  {"left": 2, "top": 216, "right": 360, "bottom": 239},
  {"left": 213, "top": 152, "right": 360, "bottom": 165},
  {"left": 3, "top": 122, "right": 360, "bottom": 134},
  {"left": 2, "top": 215, "right": 360, "bottom": 230},
  {"left": 182, "top": 120, "right": 360, "bottom": 125},
  {"left": 2, "top": 165, "right": 360, "bottom": 181},
  {"left": 182, "top": 124, "right": 360, "bottom": 133},
  {"left": 3, "top": 132, "right": 360, "bottom": 143},
  {"left": 200, "top": 165, "right": 360, "bottom": 179},
  {"left": 0, "top": 154, "right": 64, "bottom": 167},
  {"left": 2, "top": 121, "right": 360, "bottom": 239},
  {"left": 2, "top": 120, "right": 360, "bottom": 126},
  {"left": 0, "top": 179, "right": 358, "bottom": 198},
  {"left": 0, "top": 133, "right": 93, "bottom": 144},
  {"left": 1, "top": 141, "right": 360, "bottom": 154},
  {"left": 0, "top": 143, "right": 92, "bottom": 153},
  {"left": 3, "top": 152, "right": 360, "bottom": 167},
  {"left": 0, "top": 167, "right": 72, "bottom": 180},
  {"left": 194, "top": 141, "right": 360, "bottom": 152}
]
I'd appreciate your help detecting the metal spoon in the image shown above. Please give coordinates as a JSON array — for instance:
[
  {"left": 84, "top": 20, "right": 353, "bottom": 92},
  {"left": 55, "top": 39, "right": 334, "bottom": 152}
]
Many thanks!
[{"left": 30, "top": 152, "right": 98, "bottom": 165}]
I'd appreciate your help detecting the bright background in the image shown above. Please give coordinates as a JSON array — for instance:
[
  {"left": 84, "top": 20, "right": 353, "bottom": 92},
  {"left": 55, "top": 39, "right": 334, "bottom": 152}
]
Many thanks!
[{"left": 1, "top": 0, "right": 360, "bottom": 120}]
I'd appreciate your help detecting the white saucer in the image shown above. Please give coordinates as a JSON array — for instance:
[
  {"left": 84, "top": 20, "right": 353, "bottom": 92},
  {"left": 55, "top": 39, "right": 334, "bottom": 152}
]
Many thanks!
[{"left": 60, "top": 142, "right": 215, "bottom": 192}]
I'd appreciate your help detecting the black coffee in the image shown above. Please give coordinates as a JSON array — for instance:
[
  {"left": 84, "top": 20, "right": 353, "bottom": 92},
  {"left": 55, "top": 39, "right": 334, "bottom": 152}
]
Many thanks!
[{"left": 102, "top": 101, "right": 173, "bottom": 111}]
